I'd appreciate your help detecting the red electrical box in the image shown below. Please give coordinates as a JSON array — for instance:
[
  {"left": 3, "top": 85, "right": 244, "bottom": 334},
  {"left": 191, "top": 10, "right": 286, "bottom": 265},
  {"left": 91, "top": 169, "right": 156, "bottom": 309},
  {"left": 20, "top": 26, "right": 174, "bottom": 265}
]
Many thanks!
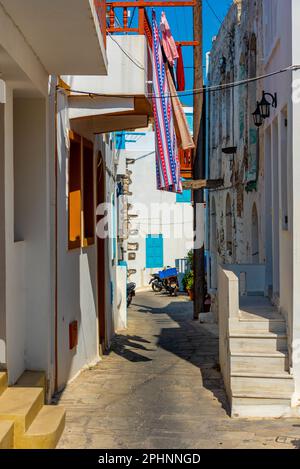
[{"left": 69, "top": 321, "right": 78, "bottom": 350}]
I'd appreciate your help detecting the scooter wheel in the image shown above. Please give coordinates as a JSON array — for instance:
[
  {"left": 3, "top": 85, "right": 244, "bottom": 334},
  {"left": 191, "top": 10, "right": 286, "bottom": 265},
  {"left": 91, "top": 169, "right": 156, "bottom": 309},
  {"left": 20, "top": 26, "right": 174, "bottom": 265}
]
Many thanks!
[{"left": 152, "top": 283, "right": 162, "bottom": 292}]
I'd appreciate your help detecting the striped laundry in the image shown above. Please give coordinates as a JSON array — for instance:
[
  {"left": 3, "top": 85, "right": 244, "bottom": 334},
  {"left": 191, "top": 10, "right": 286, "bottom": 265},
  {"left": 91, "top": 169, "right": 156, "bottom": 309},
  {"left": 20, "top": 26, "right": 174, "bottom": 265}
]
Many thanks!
[{"left": 151, "top": 10, "right": 182, "bottom": 194}]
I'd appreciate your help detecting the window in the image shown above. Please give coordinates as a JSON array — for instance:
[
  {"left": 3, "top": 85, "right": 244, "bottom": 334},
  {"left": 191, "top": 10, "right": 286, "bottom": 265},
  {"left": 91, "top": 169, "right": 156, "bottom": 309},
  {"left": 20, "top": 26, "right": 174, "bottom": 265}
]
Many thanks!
[
  {"left": 69, "top": 133, "right": 82, "bottom": 250},
  {"left": 176, "top": 189, "right": 192, "bottom": 203},
  {"left": 82, "top": 138, "right": 95, "bottom": 246},
  {"left": 68, "top": 131, "right": 95, "bottom": 250},
  {"left": 146, "top": 235, "right": 163, "bottom": 269}
]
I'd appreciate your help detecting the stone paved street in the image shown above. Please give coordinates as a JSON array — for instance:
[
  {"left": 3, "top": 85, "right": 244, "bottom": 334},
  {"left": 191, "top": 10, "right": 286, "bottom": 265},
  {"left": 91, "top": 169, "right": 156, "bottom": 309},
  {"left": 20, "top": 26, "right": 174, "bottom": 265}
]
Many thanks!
[{"left": 57, "top": 292, "right": 300, "bottom": 449}]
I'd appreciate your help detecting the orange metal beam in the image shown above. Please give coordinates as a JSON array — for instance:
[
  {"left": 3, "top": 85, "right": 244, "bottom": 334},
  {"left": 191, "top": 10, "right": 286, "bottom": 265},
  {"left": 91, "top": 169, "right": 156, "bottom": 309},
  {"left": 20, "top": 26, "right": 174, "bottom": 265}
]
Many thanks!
[
  {"left": 106, "top": 2, "right": 196, "bottom": 7},
  {"left": 176, "top": 41, "right": 200, "bottom": 46}
]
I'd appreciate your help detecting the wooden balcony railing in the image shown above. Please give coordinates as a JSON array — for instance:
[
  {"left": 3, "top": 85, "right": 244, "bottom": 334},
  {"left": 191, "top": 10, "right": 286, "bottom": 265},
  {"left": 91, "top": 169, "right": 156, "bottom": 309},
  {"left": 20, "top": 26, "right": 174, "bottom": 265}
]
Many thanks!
[{"left": 106, "top": 2, "right": 153, "bottom": 49}]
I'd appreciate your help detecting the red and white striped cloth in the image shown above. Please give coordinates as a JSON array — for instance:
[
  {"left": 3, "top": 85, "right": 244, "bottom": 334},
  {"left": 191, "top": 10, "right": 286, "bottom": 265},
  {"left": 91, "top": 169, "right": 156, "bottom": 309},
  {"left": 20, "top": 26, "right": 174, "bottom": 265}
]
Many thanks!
[{"left": 151, "top": 10, "right": 182, "bottom": 194}]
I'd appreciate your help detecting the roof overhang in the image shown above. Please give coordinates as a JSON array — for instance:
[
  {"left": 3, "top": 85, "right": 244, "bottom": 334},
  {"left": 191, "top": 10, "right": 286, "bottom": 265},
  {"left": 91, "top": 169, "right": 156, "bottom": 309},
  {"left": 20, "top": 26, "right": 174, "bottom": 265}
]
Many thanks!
[
  {"left": 68, "top": 95, "right": 153, "bottom": 121},
  {"left": 68, "top": 96, "right": 136, "bottom": 120},
  {"left": 70, "top": 114, "right": 149, "bottom": 139},
  {"left": 0, "top": 0, "right": 107, "bottom": 75}
]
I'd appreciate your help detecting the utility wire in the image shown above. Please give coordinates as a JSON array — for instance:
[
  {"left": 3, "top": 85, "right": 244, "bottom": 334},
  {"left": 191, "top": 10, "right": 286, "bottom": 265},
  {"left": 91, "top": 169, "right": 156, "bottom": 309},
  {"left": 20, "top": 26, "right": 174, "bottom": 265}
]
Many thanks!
[
  {"left": 204, "top": 0, "right": 233, "bottom": 38},
  {"left": 57, "top": 64, "right": 300, "bottom": 99},
  {"left": 107, "top": 31, "right": 145, "bottom": 70},
  {"left": 205, "top": 0, "right": 224, "bottom": 27}
]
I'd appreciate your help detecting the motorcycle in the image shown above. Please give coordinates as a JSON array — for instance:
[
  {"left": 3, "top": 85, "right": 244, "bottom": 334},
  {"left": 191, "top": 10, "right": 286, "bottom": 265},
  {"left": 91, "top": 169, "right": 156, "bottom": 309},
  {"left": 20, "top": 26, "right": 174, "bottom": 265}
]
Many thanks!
[
  {"left": 127, "top": 282, "right": 136, "bottom": 307},
  {"left": 149, "top": 269, "right": 179, "bottom": 296},
  {"left": 163, "top": 275, "right": 179, "bottom": 296},
  {"left": 149, "top": 273, "right": 163, "bottom": 292}
]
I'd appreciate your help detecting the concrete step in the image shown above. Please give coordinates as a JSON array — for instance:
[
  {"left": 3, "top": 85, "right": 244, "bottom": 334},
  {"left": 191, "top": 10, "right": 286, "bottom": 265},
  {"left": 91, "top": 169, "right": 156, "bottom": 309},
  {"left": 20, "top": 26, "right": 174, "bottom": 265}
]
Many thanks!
[
  {"left": 231, "top": 396, "right": 292, "bottom": 418},
  {"left": 0, "top": 387, "right": 43, "bottom": 445},
  {"left": 231, "top": 373, "right": 294, "bottom": 398},
  {"left": 16, "top": 371, "right": 46, "bottom": 402},
  {"left": 17, "top": 406, "right": 66, "bottom": 449},
  {"left": 230, "top": 332, "right": 287, "bottom": 353},
  {"left": 0, "top": 373, "right": 7, "bottom": 396},
  {"left": 231, "top": 351, "right": 288, "bottom": 374},
  {"left": 0, "top": 421, "right": 14, "bottom": 449},
  {"left": 230, "top": 317, "right": 286, "bottom": 334},
  {"left": 16, "top": 371, "right": 46, "bottom": 390}
]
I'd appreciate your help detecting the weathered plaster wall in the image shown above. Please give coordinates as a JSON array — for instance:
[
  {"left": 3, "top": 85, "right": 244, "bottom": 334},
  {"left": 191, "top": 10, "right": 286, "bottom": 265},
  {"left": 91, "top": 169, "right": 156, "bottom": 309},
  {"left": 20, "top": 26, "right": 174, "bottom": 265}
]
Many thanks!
[{"left": 208, "top": 0, "right": 265, "bottom": 290}]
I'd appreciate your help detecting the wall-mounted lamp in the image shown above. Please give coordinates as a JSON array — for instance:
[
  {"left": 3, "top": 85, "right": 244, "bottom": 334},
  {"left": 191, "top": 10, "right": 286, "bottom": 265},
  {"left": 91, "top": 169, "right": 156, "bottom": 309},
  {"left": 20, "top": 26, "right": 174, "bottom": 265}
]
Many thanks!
[
  {"left": 252, "top": 91, "right": 278, "bottom": 127},
  {"left": 252, "top": 102, "right": 264, "bottom": 128},
  {"left": 259, "top": 91, "right": 277, "bottom": 118}
]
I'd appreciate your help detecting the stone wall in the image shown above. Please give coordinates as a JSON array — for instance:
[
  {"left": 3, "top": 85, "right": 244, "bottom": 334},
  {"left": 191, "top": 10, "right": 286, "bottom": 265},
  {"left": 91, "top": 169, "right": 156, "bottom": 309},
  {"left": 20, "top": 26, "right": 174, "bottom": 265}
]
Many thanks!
[{"left": 208, "top": 0, "right": 265, "bottom": 292}]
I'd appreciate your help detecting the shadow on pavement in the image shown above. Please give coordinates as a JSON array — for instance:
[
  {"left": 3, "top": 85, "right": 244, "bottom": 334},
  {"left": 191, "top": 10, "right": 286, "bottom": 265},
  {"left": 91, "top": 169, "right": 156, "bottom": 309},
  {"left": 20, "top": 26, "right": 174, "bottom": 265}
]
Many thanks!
[
  {"left": 110, "top": 334, "right": 154, "bottom": 362},
  {"left": 133, "top": 297, "right": 230, "bottom": 415}
]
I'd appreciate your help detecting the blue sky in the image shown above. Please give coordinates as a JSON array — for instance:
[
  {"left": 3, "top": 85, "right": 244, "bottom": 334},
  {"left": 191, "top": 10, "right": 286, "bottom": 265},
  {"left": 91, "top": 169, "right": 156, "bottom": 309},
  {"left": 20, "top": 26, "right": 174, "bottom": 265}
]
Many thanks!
[{"left": 113, "top": 1, "right": 231, "bottom": 105}]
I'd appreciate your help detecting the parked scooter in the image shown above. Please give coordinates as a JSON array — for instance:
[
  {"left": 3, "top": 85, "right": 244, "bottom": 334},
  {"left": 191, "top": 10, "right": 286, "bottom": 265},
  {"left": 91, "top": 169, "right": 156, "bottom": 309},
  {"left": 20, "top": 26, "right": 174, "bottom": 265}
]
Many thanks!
[
  {"left": 163, "top": 275, "right": 179, "bottom": 296},
  {"left": 149, "top": 268, "right": 179, "bottom": 296},
  {"left": 127, "top": 282, "right": 136, "bottom": 307},
  {"left": 149, "top": 273, "right": 163, "bottom": 292}
]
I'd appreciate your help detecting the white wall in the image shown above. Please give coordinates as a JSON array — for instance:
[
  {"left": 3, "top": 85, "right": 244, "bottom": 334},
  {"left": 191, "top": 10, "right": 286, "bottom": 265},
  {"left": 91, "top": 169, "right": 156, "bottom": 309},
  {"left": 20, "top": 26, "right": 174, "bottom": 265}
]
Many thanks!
[
  {"left": 291, "top": 0, "right": 300, "bottom": 402},
  {"left": 4, "top": 87, "right": 28, "bottom": 384},
  {"left": 56, "top": 92, "right": 121, "bottom": 388},
  {"left": 120, "top": 129, "right": 194, "bottom": 289},
  {"left": 262, "top": 0, "right": 298, "bottom": 392},
  {"left": 62, "top": 35, "right": 148, "bottom": 97},
  {"left": 0, "top": 102, "right": 6, "bottom": 368},
  {"left": 0, "top": 85, "right": 51, "bottom": 385},
  {"left": 56, "top": 91, "right": 99, "bottom": 389}
]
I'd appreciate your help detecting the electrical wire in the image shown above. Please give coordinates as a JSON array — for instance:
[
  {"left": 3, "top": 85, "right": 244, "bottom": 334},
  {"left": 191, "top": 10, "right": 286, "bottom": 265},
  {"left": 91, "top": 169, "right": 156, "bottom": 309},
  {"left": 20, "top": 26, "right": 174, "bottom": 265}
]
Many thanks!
[
  {"left": 204, "top": 0, "right": 233, "bottom": 38},
  {"left": 205, "top": 0, "right": 225, "bottom": 27},
  {"left": 57, "top": 64, "right": 300, "bottom": 99},
  {"left": 107, "top": 31, "right": 145, "bottom": 70},
  {"left": 128, "top": 6, "right": 136, "bottom": 28}
]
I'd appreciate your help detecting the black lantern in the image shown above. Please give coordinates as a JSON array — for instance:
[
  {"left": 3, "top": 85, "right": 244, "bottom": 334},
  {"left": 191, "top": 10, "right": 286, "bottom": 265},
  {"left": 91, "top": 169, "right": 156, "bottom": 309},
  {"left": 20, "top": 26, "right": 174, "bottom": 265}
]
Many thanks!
[
  {"left": 252, "top": 102, "right": 263, "bottom": 128},
  {"left": 258, "top": 91, "right": 277, "bottom": 119}
]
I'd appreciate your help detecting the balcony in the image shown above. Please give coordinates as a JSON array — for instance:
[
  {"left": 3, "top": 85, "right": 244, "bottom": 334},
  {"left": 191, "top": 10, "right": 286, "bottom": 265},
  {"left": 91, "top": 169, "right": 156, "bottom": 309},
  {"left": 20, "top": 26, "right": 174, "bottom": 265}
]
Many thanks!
[
  {"left": 0, "top": 0, "right": 107, "bottom": 75},
  {"left": 62, "top": 3, "right": 153, "bottom": 134}
]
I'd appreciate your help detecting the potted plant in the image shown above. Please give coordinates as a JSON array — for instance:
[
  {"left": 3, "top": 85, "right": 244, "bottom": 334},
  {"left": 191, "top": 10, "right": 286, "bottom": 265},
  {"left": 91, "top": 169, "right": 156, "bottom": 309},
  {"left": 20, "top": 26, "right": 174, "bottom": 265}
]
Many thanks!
[{"left": 182, "top": 270, "right": 194, "bottom": 300}]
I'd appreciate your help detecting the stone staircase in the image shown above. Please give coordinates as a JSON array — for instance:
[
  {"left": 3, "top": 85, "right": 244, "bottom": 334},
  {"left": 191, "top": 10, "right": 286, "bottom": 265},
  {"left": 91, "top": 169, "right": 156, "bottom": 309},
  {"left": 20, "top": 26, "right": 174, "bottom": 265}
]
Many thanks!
[
  {"left": 0, "top": 371, "right": 65, "bottom": 449},
  {"left": 218, "top": 267, "right": 298, "bottom": 418},
  {"left": 228, "top": 296, "right": 294, "bottom": 418}
]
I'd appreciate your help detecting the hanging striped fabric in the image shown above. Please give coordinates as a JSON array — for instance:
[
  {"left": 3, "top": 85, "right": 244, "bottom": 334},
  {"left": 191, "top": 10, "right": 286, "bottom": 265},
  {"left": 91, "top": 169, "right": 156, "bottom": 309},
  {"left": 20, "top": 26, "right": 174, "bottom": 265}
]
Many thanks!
[{"left": 151, "top": 10, "right": 182, "bottom": 194}]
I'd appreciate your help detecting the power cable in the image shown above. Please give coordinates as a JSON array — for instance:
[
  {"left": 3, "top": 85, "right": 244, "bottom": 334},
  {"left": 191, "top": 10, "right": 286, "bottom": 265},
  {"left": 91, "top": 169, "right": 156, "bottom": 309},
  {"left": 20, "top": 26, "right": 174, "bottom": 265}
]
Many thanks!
[
  {"left": 204, "top": 0, "right": 233, "bottom": 38},
  {"left": 107, "top": 31, "right": 145, "bottom": 70},
  {"left": 57, "top": 64, "right": 300, "bottom": 99},
  {"left": 205, "top": 0, "right": 224, "bottom": 26}
]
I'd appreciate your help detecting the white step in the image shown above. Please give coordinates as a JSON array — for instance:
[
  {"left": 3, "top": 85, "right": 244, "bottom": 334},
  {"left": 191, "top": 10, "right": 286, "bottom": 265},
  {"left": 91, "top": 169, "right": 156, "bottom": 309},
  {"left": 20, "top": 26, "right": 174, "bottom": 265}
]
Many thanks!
[
  {"left": 231, "top": 373, "right": 294, "bottom": 398},
  {"left": 230, "top": 317, "right": 286, "bottom": 334},
  {"left": 231, "top": 351, "right": 288, "bottom": 374},
  {"left": 231, "top": 396, "right": 292, "bottom": 418},
  {"left": 230, "top": 332, "right": 287, "bottom": 353}
]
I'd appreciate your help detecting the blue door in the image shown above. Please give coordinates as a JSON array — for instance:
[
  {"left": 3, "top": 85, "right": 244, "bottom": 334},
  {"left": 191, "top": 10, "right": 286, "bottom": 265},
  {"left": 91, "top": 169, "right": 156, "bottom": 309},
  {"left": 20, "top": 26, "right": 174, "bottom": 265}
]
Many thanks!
[{"left": 146, "top": 235, "right": 164, "bottom": 268}]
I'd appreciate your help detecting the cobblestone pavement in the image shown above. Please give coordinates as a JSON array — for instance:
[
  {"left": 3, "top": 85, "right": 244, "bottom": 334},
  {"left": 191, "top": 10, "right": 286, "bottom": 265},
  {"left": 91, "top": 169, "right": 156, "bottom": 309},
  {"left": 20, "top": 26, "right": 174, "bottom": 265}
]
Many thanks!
[{"left": 57, "top": 291, "right": 300, "bottom": 449}]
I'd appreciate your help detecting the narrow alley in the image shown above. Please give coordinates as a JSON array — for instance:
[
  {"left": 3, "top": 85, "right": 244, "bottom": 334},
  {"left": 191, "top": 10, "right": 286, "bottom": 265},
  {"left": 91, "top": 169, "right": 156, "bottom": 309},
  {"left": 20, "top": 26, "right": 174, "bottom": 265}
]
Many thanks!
[{"left": 57, "top": 292, "right": 300, "bottom": 450}]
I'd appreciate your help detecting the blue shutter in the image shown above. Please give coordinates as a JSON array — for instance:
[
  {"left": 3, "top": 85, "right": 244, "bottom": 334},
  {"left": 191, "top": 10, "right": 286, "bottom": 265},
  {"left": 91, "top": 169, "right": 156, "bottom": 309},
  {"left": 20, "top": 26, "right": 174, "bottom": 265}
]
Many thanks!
[
  {"left": 176, "top": 189, "right": 192, "bottom": 203},
  {"left": 146, "top": 235, "right": 163, "bottom": 268}
]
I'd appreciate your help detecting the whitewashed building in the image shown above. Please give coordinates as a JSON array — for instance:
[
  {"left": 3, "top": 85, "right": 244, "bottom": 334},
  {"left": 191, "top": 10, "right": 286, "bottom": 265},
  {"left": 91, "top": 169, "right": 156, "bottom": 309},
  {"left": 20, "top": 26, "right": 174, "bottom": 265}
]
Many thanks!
[
  {"left": 207, "top": 0, "right": 300, "bottom": 417},
  {"left": 117, "top": 109, "right": 194, "bottom": 290},
  {"left": 0, "top": 0, "right": 153, "bottom": 448}
]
